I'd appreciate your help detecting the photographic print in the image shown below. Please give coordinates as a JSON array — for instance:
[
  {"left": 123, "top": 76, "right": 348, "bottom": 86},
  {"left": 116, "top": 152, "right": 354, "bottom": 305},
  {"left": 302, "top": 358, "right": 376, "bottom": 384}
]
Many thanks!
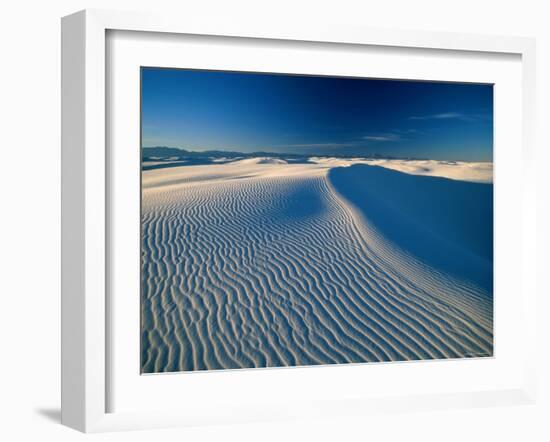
[{"left": 140, "top": 68, "right": 493, "bottom": 374}]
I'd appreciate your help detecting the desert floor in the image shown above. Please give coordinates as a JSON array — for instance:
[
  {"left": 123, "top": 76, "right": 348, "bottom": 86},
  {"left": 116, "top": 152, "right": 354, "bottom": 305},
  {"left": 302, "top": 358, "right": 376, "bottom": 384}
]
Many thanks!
[{"left": 141, "top": 158, "right": 493, "bottom": 373}]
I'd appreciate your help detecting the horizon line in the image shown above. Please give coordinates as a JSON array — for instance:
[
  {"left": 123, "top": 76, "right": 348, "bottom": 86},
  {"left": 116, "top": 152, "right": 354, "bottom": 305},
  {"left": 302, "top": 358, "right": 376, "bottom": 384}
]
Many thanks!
[{"left": 141, "top": 145, "right": 493, "bottom": 163}]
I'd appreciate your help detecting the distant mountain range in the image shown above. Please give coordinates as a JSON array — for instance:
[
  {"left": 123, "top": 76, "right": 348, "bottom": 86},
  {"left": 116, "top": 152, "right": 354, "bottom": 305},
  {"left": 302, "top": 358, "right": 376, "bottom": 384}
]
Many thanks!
[{"left": 142, "top": 146, "right": 401, "bottom": 162}]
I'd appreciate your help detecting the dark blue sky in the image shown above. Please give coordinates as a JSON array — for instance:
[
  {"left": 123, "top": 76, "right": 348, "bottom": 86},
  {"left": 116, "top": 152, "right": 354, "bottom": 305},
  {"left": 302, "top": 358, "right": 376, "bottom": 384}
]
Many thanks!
[{"left": 141, "top": 68, "right": 493, "bottom": 161}]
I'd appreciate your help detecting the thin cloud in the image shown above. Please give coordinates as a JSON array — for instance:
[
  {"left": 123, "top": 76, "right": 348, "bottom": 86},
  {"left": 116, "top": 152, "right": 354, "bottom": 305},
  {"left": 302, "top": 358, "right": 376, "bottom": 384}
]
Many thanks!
[
  {"left": 277, "top": 142, "right": 357, "bottom": 149},
  {"left": 408, "top": 112, "right": 491, "bottom": 122},
  {"left": 363, "top": 134, "right": 401, "bottom": 142},
  {"left": 408, "top": 112, "right": 464, "bottom": 121}
]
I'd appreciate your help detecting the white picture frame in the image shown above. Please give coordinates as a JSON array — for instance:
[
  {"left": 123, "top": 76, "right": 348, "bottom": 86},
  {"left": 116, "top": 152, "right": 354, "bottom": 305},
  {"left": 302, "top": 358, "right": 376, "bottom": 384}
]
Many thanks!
[{"left": 61, "top": 9, "right": 538, "bottom": 433}]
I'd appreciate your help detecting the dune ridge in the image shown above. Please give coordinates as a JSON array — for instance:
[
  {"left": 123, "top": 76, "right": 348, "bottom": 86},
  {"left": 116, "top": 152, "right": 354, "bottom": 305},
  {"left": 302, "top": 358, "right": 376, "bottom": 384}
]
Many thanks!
[
  {"left": 309, "top": 157, "right": 493, "bottom": 183},
  {"left": 141, "top": 161, "right": 493, "bottom": 373}
]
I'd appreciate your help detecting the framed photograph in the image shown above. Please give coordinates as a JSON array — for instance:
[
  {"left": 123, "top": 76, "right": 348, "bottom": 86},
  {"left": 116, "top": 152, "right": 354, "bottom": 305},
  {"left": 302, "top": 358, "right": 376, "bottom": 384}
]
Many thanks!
[{"left": 61, "top": 9, "right": 537, "bottom": 432}]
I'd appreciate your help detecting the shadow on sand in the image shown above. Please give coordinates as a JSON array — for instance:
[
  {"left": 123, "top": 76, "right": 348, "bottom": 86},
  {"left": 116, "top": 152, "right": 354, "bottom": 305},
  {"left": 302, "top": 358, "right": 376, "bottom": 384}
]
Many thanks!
[{"left": 328, "top": 164, "right": 493, "bottom": 294}]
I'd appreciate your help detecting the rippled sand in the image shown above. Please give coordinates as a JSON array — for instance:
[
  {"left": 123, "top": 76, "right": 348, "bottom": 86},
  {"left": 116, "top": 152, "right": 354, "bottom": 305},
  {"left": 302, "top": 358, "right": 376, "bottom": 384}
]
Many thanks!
[{"left": 141, "top": 159, "right": 493, "bottom": 373}]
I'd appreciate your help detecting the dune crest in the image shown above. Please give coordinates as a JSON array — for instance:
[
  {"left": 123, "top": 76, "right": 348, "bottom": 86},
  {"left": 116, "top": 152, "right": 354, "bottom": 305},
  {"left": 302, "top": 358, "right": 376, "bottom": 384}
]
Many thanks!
[
  {"left": 231, "top": 157, "right": 288, "bottom": 165},
  {"left": 309, "top": 157, "right": 493, "bottom": 183},
  {"left": 328, "top": 164, "right": 493, "bottom": 292}
]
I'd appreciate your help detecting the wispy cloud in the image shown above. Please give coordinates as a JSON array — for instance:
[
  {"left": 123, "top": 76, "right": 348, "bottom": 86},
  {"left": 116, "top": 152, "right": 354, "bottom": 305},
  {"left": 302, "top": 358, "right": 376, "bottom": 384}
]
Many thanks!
[
  {"left": 273, "top": 128, "right": 411, "bottom": 151},
  {"left": 280, "top": 142, "right": 356, "bottom": 148},
  {"left": 363, "top": 133, "right": 401, "bottom": 142},
  {"left": 408, "top": 112, "right": 464, "bottom": 121},
  {"left": 408, "top": 112, "right": 490, "bottom": 122}
]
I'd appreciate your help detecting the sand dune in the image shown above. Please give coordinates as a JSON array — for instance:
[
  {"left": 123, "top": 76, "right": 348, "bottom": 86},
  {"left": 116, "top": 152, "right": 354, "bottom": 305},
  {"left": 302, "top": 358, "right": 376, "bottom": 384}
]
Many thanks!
[
  {"left": 328, "top": 165, "right": 493, "bottom": 292},
  {"left": 141, "top": 160, "right": 493, "bottom": 373},
  {"left": 309, "top": 157, "right": 493, "bottom": 183},
  {"left": 231, "top": 157, "right": 289, "bottom": 165}
]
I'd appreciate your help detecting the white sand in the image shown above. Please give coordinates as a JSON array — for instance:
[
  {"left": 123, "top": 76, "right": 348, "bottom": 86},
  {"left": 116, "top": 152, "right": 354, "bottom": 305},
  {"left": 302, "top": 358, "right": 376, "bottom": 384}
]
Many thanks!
[
  {"left": 141, "top": 159, "right": 493, "bottom": 373},
  {"left": 309, "top": 157, "right": 493, "bottom": 183}
]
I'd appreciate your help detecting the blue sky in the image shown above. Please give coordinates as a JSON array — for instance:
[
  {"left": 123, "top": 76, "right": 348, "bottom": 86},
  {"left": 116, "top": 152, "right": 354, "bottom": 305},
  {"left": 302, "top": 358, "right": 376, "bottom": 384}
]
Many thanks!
[{"left": 141, "top": 68, "right": 493, "bottom": 161}]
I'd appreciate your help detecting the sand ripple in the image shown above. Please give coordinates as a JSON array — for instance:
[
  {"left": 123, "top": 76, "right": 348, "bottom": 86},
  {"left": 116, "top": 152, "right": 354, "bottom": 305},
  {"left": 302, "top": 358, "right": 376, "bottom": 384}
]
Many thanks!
[{"left": 141, "top": 162, "right": 493, "bottom": 373}]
